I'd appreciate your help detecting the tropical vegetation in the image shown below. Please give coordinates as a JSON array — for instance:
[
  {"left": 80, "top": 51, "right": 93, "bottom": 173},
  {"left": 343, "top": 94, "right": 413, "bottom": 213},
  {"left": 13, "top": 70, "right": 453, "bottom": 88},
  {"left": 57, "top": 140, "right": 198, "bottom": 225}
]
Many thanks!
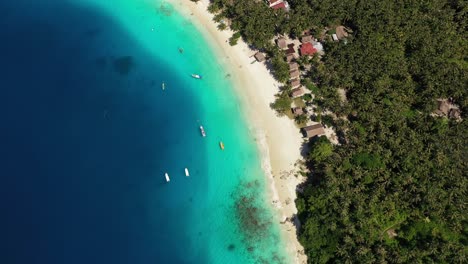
[{"left": 208, "top": 0, "right": 467, "bottom": 262}]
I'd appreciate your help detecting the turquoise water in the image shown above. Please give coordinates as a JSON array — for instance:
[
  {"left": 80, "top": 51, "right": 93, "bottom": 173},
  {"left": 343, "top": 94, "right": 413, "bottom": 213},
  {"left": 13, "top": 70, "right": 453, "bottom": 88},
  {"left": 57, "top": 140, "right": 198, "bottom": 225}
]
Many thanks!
[{"left": 0, "top": 0, "right": 288, "bottom": 263}]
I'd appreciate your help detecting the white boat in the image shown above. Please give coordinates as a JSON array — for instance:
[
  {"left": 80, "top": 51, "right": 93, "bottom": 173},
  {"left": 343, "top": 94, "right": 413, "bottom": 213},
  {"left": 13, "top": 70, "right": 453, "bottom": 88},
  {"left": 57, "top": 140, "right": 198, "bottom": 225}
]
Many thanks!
[
  {"left": 185, "top": 168, "right": 190, "bottom": 177},
  {"left": 191, "top": 74, "right": 202, "bottom": 79},
  {"left": 200, "top": 126, "right": 206, "bottom": 137},
  {"left": 162, "top": 82, "right": 165, "bottom": 90},
  {"left": 165, "top": 173, "right": 170, "bottom": 182}
]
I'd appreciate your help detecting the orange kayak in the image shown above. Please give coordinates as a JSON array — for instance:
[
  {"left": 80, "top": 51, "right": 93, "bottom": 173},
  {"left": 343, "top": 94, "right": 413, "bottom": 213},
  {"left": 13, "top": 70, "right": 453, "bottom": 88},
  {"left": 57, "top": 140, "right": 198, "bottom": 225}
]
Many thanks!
[{"left": 219, "top": 141, "right": 225, "bottom": 150}]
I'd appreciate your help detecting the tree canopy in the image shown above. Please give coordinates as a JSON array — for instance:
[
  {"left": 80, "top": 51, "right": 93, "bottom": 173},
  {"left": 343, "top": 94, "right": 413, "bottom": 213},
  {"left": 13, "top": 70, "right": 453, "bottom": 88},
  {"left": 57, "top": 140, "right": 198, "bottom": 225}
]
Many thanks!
[{"left": 208, "top": 0, "right": 467, "bottom": 262}]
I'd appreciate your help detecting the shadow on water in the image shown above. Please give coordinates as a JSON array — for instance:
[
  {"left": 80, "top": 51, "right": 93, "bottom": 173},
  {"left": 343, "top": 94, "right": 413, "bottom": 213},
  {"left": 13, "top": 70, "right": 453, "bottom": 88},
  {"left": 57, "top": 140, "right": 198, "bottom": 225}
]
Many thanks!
[{"left": 0, "top": 1, "right": 205, "bottom": 264}]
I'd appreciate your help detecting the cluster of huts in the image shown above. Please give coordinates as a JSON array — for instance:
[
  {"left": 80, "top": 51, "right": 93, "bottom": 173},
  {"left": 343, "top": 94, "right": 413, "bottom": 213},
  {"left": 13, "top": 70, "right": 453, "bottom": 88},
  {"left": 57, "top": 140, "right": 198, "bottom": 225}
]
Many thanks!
[
  {"left": 252, "top": 26, "right": 351, "bottom": 139},
  {"left": 276, "top": 35, "right": 323, "bottom": 100}
]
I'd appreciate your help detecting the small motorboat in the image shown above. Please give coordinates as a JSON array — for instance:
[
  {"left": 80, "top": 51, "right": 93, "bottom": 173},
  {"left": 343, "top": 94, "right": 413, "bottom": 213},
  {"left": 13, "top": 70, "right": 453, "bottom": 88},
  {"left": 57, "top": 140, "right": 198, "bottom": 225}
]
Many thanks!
[
  {"left": 162, "top": 82, "right": 165, "bottom": 90},
  {"left": 200, "top": 126, "right": 206, "bottom": 137},
  {"left": 219, "top": 141, "right": 225, "bottom": 150},
  {"left": 191, "top": 74, "right": 202, "bottom": 79},
  {"left": 165, "top": 173, "right": 170, "bottom": 182},
  {"left": 185, "top": 168, "right": 190, "bottom": 177}
]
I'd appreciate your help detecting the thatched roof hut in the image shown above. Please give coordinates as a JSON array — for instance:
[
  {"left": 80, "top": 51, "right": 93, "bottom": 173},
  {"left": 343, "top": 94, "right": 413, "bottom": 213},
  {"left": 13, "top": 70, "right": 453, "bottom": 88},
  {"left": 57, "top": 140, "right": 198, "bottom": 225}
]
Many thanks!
[
  {"left": 254, "top": 52, "right": 265, "bottom": 62},
  {"left": 290, "top": 78, "right": 301, "bottom": 88},
  {"left": 291, "top": 88, "right": 304, "bottom": 98},
  {"left": 289, "top": 62, "right": 298, "bottom": 71},
  {"left": 277, "top": 37, "right": 287, "bottom": 49},
  {"left": 301, "top": 35, "right": 314, "bottom": 44},
  {"left": 290, "top": 69, "right": 300, "bottom": 79},
  {"left": 292, "top": 107, "right": 304, "bottom": 116},
  {"left": 335, "top": 26, "right": 349, "bottom": 40},
  {"left": 302, "top": 124, "right": 325, "bottom": 138}
]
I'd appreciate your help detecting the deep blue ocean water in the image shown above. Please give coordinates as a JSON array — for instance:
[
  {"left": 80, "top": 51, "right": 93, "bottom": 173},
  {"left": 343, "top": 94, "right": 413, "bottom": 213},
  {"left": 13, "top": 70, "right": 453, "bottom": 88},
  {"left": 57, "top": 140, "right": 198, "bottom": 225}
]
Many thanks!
[
  {"left": 0, "top": 1, "right": 290, "bottom": 263},
  {"left": 0, "top": 1, "right": 209, "bottom": 263}
]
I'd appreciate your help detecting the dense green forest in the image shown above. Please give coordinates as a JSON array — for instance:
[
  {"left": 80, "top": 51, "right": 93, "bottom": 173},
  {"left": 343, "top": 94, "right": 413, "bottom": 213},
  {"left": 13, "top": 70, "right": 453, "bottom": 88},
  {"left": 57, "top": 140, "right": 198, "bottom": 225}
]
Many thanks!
[{"left": 208, "top": 0, "right": 467, "bottom": 263}]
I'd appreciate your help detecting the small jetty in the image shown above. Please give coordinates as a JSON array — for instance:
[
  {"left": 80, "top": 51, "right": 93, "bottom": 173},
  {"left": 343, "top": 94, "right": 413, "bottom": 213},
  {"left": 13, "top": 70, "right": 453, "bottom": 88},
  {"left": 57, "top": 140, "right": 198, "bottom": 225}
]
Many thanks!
[
  {"left": 165, "top": 173, "right": 170, "bottom": 182},
  {"left": 185, "top": 168, "right": 190, "bottom": 177},
  {"left": 200, "top": 126, "right": 206, "bottom": 137},
  {"left": 191, "top": 74, "right": 202, "bottom": 79},
  {"left": 219, "top": 141, "right": 225, "bottom": 150}
]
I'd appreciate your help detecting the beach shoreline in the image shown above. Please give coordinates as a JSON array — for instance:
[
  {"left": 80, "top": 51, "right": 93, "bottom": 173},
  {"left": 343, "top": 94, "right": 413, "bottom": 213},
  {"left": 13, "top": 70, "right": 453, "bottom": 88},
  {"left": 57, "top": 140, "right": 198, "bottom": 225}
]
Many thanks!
[{"left": 164, "top": 0, "right": 307, "bottom": 263}]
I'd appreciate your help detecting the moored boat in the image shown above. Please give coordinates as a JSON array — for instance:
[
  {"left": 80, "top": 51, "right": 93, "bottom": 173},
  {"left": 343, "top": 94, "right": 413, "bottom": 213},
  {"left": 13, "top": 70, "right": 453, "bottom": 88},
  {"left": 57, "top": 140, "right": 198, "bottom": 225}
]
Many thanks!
[
  {"left": 191, "top": 74, "right": 202, "bottom": 79},
  {"left": 219, "top": 141, "right": 225, "bottom": 150},
  {"left": 185, "top": 168, "right": 190, "bottom": 177},
  {"left": 165, "top": 173, "right": 170, "bottom": 182},
  {"left": 200, "top": 126, "right": 206, "bottom": 137}
]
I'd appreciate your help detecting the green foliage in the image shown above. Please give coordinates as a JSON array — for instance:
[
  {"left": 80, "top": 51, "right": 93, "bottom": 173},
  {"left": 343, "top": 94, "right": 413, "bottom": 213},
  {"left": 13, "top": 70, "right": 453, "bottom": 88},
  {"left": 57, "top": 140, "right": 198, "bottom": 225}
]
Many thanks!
[
  {"left": 217, "top": 23, "right": 227, "bottom": 31},
  {"left": 294, "top": 114, "right": 308, "bottom": 125},
  {"left": 270, "top": 91, "right": 292, "bottom": 116},
  {"left": 308, "top": 136, "right": 333, "bottom": 162},
  {"left": 210, "top": 0, "right": 468, "bottom": 262},
  {"left": 302, "top": 93, "right": 313, "bottom": 102},
  {"left": 271, "top": 52, "right": 290, "bottom": 83},
  {"left": 229, "top": 32, "right": 241, "bottom": 46}
]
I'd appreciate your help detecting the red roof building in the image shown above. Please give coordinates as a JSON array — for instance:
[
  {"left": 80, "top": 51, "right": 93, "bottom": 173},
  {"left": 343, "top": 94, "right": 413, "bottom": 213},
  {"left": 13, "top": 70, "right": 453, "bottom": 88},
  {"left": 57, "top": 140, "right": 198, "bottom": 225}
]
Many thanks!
[
  {"left": 271, "top": 1, "right": 289, "bottom": 11},
  {"left": 300, "top": 42, "right": 317, "bottom": 56}
]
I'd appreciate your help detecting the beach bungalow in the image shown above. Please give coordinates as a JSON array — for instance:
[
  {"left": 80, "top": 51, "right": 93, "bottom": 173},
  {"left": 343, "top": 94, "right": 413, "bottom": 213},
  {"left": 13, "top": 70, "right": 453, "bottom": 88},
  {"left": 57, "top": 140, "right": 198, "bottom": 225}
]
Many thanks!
[
  {"left": 332, "top": 33, "right": 339, "bottom": 41},
  {"left": 285, "top": 43, "right": 295, "bottom": 55},
  {"left": 302, "top": 124, "right": 325, "bottom": 138},
  {"left": 289, "top": 62, "right": 298, "bottom": 71},
  {"left": 290, "top": 87, "right": 305, "bottom": 98},
  {"left": 290, "top": 69, "right": 300, "bottom": 79},
  {"left": 301, "top": 35, "right": 314, "bottom": 44},
  {"left": 290, "top": 78, "right": 301, "bottom": 89},
  {"left": 254, "top": 52, "right": 266, "bottom": 62},
  {"left": 270, "top": 1, "right": 290, "bottom": 11},
  {"left": 300, "top": 43, "right": 317, "bottom": 56},
  {"left": 335, "top": 26, "right": 349, "bottom": 40},
  {"left": 268, "top": 0, "right": 281, "bottom": 7},
  {"left": 286, "top": 54, "right": 295, "bottom": 62},
  {"left": 277, "top": 37, "right": 287, "bottom": 49},
  {"left": 436, "top": 99, "right": 451, "bottom": 115},
  {"left": 292, "top": 107, "right": 304, "bottom": 116}
]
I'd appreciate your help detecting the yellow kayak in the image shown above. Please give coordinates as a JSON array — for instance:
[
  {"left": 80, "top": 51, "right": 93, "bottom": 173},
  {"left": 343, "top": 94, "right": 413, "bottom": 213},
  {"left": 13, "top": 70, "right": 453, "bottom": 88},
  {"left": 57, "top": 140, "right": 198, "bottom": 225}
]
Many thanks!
[{"left": 219, "top": 141, "right": 225, "bottom": 150}]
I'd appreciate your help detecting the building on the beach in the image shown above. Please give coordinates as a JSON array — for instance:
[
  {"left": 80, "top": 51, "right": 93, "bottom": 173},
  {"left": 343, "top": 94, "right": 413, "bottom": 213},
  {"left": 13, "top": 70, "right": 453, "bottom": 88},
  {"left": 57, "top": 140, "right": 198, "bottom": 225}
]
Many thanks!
[
  {"left": 286, "top": 54, "right": 295, "bottom": 62},
  {"left": 292, "top": 107, "right": 304, "bottom": 116},
  {"left": 290, "top": 78, "right": 301, "bottom": 89},
  {"left": 300, "top": 42, "right": 317, "bottom": 56},
  {"left": 254, "top": 52, "right": 266, "bottom": 62},
  {"left": 270, "top": 0, "right": 290, "bottom": 11},
  {"left": 290, "top": 69, "right": 300, "bottom": 79},
  {"left": 289, "top": 62, "right": 299, "bottom": 71},
  {"left": 285, "top": 43, "right": 295, "bottom": 55},
  {"left": 313, "top": 41, "right": 324, "bottom": 54},
  {"left": 291, "top": 87, "right": 305, "bottom": 98},
  {"left": 434, "top": 98, "right": 463, "bottom": 120},
  {"left": 436, "top": 99, "right": 451, "bottom": 115},
  {"left": 335, "top": 26, "right": 349, "bottom": 40},
  {"left": 268, "top": 0, "right": 281, "bottom": 7},
  {"left": 302, "top": 123, "right": 325, "bottom": 138},
  {"left": 277, "top": 37, "right": 287, "bottom": 49},
  {"left": 332, "top": 33, "right": 339, "bottom": 41},
  {"left": 301, "top": 35, "right": 314, "bottom": 44}
]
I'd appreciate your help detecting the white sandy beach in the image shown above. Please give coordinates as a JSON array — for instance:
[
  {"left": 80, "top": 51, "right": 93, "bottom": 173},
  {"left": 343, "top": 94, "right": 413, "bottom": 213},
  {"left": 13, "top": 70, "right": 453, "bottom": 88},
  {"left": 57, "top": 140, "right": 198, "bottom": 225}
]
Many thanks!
[{"left": 165, "top": 0, "right": 307, "bottom": 263}]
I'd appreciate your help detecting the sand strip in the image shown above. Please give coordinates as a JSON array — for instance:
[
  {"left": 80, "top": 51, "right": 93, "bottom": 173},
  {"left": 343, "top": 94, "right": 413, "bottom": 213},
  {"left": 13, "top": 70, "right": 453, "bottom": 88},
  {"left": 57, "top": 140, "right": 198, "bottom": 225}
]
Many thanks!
[{"left": 165, "top": 1, "right": 307, "bottom": 263}]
